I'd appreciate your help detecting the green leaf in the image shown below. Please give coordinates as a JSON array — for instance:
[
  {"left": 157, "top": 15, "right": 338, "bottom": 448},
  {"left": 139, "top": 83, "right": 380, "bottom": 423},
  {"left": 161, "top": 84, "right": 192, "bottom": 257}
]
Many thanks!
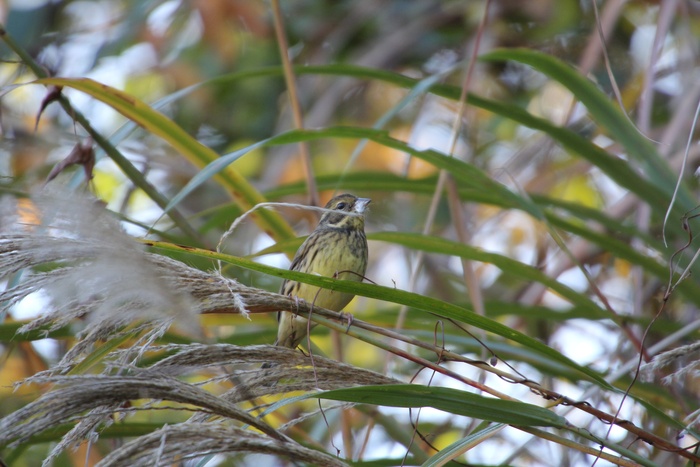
[
  {"left": 369, "top": 231, "right": 607, "bottom": 318},
  {"left": 171, "top": 126, "right": 542, "bottom": 219},
  {"left": 300, "top": 65, "right": 683, "bottom": 218},
  {"left": 103, "top": 63, "right": 680, "bottom": 221},
  {"left": 33, "top": 77, "right": 296, "bottom": 243},
  {"left": 88, "top": 63, "right": 683, "bottom": 221},
  {"left": 0, "top": 322, "right": 73, "bottom": 342},
  {"left": 479, "top": 48, "right": 693, "bottom": 213},
  {"left": 315, "top": 385, "right": 566, "bottom": 427},
  {"left": 421, "top": 423, "right": 505, "bottom": 467},
  {"left": 145, "top": 240, "right": 612, "bottom": 388}
]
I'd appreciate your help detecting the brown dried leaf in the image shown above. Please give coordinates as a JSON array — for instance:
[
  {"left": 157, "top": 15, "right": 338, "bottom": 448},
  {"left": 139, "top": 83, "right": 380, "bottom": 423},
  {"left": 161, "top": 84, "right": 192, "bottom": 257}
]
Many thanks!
[
  {"left": 45, "top": 138, "right": 95, "bottom": 184},
  {"left": 34, "top": 85, "right": 63, "bottom": 131}
]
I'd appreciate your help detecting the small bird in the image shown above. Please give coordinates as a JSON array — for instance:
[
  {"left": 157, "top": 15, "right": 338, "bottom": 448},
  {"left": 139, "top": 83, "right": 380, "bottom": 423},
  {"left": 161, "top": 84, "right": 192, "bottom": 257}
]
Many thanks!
[{"left": 274, "top": 193, "right": 370, "bottom": 350}]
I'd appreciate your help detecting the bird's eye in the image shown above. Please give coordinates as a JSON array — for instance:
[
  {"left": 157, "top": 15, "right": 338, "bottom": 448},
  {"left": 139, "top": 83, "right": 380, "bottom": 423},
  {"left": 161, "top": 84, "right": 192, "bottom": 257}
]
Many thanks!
[{"left": 336, "top": 202, "right": 347, "bottom": 210}]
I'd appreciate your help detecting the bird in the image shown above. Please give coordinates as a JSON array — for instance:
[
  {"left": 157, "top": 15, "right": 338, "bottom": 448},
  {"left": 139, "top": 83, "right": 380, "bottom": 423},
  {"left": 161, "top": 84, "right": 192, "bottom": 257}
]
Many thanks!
[{"left": 273, "top": 193, "right": 370, "bottom": 351}]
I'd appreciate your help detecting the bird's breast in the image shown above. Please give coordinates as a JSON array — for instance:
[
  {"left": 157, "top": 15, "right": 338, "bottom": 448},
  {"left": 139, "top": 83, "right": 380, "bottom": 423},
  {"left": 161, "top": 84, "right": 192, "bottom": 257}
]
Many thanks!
[{"left": 289, "top": 228, "right": 367, "bottom": 310}]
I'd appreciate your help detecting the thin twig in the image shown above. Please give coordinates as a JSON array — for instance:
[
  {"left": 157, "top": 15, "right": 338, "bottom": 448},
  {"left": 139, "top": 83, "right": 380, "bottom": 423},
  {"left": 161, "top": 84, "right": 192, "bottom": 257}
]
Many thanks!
[{"left": 270, "top": 0, "right": 318, "bottom": 207}]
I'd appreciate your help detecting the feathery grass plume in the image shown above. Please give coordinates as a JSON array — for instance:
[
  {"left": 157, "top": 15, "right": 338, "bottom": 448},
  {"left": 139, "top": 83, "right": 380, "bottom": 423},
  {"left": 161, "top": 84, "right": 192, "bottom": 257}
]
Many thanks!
[
  {"left": 0, "top": 373, "right": 288, "bottom": 465},
  {"left": 0, "top": 344, "right": 396, "bottom": 465},
  {"left": 641, "top": 341, "right": 700, "bottom": 385},
  {"left": 97, "top": 423, "right": 348, "bottom": 467},
  {"left": 0, "top": 188, "right": 397, "bottom": 464},
  {"left": 150, "top": 343, "right": 399, "bottom": 399},
  {"left": 640, "top": 342, "right": 700, "bottom": 430},
  {"left": 1, "top": 186, "right": 201, "bottom": 367}
]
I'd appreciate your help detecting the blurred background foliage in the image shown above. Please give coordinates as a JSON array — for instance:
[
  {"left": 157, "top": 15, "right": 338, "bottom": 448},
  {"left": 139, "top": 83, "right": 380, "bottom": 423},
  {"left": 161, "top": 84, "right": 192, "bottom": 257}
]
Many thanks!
[{"left": 2, "top": 0, "right": 700, "bottom": 466}]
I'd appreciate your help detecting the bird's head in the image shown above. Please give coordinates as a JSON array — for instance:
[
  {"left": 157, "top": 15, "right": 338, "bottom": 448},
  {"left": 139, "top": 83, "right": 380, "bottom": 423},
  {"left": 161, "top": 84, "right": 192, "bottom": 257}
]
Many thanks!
[{"left": 318, "top": 193, "right": 371, "bottom": 230}]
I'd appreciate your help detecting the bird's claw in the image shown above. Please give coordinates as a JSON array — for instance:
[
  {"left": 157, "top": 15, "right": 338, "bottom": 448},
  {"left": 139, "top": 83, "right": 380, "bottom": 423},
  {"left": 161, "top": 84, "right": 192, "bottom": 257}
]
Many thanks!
[
  {"left": 339, "top": 311, "right": 354, "bottom": 333},
  {"left": 292, "top": 296, "right": 307, "bottom": 315}
]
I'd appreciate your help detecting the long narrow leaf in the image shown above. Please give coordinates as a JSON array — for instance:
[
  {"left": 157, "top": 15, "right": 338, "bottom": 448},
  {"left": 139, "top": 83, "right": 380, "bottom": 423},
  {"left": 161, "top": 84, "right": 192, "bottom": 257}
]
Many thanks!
[
  {"left": 422, "top": 423, "right": 505, "bottom": 467},
  {"left": 33, "top": 77, "right": 296, "bottom": 242},
  {"left": 370, "top": 231, "right": 608, "bottom": 318},
  {"left": 83, "top": 63, "right": 678, "bottom": 221},
  {"left": 314, "top": 385, "right": 566, "bottom": 427},
  {"left": 169, "top": 126, "right": 541, "bottom": 219},
  {"left": 145, "top": 240, "right": 612, "bottom": 388},
  {"left": 479, "top": 48, "right": 693, "bottom": 212}
]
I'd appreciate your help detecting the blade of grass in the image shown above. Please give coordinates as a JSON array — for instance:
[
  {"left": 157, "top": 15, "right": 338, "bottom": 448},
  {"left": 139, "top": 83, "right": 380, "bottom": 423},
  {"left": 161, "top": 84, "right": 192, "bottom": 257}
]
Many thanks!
[
  {"left": 314, "top": 384, "right": 566, "bottom": 427},
  {"left": 32, "top": 77, "right": 296, "bottom": 243},
  {"left": 144, "top": 239, "right": 612, "bottom": 388},
  {"left": 480, "top": 48, "right": 694, "bottom": 212}
]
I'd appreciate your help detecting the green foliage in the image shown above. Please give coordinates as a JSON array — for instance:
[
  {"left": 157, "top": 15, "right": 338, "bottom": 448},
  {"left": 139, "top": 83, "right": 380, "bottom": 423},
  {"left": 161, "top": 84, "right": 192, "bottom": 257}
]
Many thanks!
[{"left": 1, "top": 1, "right": 699, "bottom": 466}]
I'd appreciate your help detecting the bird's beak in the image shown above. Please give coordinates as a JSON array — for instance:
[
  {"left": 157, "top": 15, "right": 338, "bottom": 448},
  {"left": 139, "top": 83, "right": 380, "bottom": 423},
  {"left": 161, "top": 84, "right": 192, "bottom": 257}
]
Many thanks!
[{"left": 354, "top": 198, "right": 371, "bottom": 214}]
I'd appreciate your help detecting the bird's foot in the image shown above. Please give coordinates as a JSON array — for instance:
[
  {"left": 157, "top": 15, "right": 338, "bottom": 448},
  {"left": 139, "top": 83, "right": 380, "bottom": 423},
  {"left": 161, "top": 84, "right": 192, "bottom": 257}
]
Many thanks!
[
  {"left": 339, "top": 311, "right": 354, "bottom": 333},
  {"left": 292, "top": 296, "right": 307, "bottom": 315}
]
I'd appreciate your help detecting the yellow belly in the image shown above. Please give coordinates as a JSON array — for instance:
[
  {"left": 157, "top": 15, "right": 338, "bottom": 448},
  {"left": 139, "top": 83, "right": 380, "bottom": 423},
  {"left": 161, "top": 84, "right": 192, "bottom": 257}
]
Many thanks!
[{"left": 275, "top": 227, "right": 367, "bottom": 349}]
